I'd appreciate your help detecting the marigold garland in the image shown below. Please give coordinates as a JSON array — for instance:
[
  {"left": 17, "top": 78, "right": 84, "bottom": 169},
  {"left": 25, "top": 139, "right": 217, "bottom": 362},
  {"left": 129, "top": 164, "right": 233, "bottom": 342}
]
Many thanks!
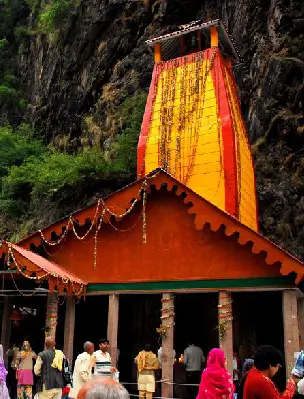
[
  {"left": 39, "top": 174, "right": 156, "bottom": 270},
  {"left": 217, "top": 298, "right": 233, "bottom": 342}
]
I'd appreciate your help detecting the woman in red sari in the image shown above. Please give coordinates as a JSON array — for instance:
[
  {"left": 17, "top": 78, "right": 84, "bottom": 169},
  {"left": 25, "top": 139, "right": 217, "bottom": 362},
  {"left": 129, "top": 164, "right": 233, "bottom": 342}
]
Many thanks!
[
  {"left": 196, "top": 348, "right": 234, "bottom": 399},
  {"left": 244, "top": 345, "right": 296, "bottom": 399}
]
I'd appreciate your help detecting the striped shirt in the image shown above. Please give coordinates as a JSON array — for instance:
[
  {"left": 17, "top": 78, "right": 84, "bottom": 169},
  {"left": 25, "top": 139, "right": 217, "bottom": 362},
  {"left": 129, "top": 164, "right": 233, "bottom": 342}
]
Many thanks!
[{"left": 93, "top": 350, "right": 112, "bottom": 377}]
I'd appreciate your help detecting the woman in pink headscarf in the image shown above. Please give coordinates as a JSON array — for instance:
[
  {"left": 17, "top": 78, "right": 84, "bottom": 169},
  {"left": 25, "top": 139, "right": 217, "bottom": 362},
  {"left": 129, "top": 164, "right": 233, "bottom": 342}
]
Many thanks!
[{"left": 197, "top": 348, "right": 234, "bottom": 399}]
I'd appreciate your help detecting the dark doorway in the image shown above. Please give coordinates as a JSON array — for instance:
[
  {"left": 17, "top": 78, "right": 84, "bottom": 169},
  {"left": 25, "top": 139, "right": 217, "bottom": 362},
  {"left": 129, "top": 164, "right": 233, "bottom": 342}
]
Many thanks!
[
  {"left": 232, "top": 291, "right": 284, "bottom": 357},
  {"left": 232, "top": 291, "right": 285, "bottom": 391},
  {"left": 118, "top": 294, "right": 161, "bottom": 391},
  {"left": 174, "top": 293, "right": 219, "bottom": 399},
  {"left": 6, "top": 295, "right": 46, "bottom": 398},
  {"left": 174, "top": 293, "right": 219, "bottom": 357},
  {"left": 73, "top": 295, "right": 109, "bottom": 364},
  {"left": 9, "top": 296, "right": 46, "bottom": 353}
]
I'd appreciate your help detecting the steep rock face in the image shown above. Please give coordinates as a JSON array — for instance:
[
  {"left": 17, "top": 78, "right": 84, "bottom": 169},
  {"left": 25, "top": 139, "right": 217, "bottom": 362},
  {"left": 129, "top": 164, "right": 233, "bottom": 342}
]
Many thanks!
[{"left": 18, "top": 0, "right": 304, "bottom": 257}]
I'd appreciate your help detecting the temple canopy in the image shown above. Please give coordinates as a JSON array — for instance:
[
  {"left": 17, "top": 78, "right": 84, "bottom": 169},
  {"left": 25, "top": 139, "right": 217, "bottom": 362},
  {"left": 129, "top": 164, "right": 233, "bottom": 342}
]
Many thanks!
[
  {"left": 145, "top": 19, "right": 240, "bottom": 63},
  {"left": 0, "top": 241, "right": 86, "bottom": 296}
]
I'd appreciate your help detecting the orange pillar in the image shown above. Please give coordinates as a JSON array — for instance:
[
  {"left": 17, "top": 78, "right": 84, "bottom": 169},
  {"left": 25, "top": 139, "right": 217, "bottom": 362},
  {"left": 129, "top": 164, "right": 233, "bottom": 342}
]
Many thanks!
[
  {"left": 210, "top": 27, "right": 219, "bottom": 47},
  {"left": 154, "top": 43, "right": 162, "bottom": 63}
]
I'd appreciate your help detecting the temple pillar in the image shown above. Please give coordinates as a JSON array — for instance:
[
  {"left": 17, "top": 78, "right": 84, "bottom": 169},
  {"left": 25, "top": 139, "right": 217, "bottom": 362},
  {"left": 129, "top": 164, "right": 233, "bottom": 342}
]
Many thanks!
[
  {"left": 63, "top": 296, "right": 75, "bottom": 363},
  {"left": 218, "top": 291, "right": 233, "bottom": 374},
  {"left": 45, "top": 291, "right": 58, "bottom": 341},
  {"left": 298, "top": 297, "right": 304, "bottom": 349},
  {"left": 161, "top": 293, "right": 174, "bottom": 399},
  {"left": 154, "top": 43, "right": 162, "bottom": 62},
  {"left": 283, "top": 290, "right": 300, "bottom": 373},
  {"left": 107, "top": 294, "right": 119, "bottom": 368},
  {"left": 1, "top": 297, "right": 12, "bottom": 366}
]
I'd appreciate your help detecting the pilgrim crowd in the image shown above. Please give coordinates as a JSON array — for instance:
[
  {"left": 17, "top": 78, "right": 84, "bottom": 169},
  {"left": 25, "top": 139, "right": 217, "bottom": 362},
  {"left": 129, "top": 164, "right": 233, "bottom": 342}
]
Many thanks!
[{"left": 1, "top": 337, "right": 304, "bottom": 399}]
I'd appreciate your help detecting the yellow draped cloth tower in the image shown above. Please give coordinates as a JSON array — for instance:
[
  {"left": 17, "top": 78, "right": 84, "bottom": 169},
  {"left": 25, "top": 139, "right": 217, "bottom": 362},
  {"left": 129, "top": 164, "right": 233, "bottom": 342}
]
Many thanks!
[{"left": 137, "top": 20, "right": 258, "bottom": 231}]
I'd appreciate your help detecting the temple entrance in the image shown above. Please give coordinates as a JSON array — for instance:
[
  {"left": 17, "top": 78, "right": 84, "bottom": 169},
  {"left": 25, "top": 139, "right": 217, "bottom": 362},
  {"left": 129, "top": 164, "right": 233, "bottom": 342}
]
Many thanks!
[
  {"left": 232, "top": 291, "right": 285, "bottom": 390},
  {"left": 174, "top": 293, "right": 219, "bottom": 358},
  {"left": 173, "top": 293, "right": 219, "bottom": 398},
  {"left": 117, "top": 294, "right": 161, "bottom": 391},
  {"left": 232, "top": 291, "right": 284, "bottom": 357},
  {"left": 73, "top": 295, "right": 109, "bottom": 362}
]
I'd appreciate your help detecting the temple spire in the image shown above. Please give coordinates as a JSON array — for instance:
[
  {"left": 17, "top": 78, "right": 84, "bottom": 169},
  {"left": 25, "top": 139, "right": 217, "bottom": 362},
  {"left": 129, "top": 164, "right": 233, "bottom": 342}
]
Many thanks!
[{"left": 137, "top": 20, "right": 258, "bottom": 231}]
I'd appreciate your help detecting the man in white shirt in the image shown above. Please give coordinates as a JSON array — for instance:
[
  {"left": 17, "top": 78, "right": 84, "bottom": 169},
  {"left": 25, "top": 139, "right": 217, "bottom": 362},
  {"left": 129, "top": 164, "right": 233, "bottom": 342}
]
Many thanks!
[
  {"left": 93, "top": 338, "right": 116, "bottom": 378},
  {"left": 73, "top": 341, "right": 94, "bottom": 396}
]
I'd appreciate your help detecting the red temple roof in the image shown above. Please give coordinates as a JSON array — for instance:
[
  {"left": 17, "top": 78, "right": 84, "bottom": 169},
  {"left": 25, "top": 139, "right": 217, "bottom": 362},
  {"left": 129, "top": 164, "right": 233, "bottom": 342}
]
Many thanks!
[
  {"left": 16, "top": 169, "right": 304, "bottom": 285},
  {"left": 0, "top": 241, "right": 87, "bottom": 296}
]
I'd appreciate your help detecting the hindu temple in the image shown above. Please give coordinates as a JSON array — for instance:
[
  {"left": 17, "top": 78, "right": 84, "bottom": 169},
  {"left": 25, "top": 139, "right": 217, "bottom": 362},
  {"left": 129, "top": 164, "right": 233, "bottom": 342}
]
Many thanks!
[{"left": 0, "top": 19, "right": 304, "bottom": 398}]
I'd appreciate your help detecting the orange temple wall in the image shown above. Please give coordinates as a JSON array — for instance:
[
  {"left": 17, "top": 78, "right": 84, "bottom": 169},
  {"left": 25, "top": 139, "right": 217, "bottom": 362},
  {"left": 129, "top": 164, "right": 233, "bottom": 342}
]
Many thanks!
[{"left": 31, "top": 189, "right": 280, "bottom": 284}]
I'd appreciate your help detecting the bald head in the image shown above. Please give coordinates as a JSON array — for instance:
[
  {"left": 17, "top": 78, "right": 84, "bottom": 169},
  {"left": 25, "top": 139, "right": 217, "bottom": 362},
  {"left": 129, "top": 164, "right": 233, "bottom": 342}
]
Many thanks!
[
  {"left": 77, "top": 377, "right": 129, "bottom": 399},
  {"left": 45, "top": 336, "right": 55, "bottom": 349}
]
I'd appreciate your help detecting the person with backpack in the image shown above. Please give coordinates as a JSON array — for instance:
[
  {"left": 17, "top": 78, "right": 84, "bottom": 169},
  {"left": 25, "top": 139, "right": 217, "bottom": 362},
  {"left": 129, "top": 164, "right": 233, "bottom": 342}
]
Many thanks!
[{"left": 34, "top": 336, "right": 72, "bottom": 399}]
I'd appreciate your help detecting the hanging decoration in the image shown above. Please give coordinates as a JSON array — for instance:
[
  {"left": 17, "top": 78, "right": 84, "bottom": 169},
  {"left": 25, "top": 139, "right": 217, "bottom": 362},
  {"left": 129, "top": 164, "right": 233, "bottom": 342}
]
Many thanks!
[
  {"left": 137, "top": 48, "right": 225, "bottom": 211},
  {"left": 217, "top": 296, "right": 233, "bottom": 342},
  {"left": 38, "top": 174, "right": 154, "bottom": 270},
  {"left": 3, "top": 242, "right": 86, "bottom": 297},
  {"left": 157, "top": 294, "right": 175, "bottom": 339},
  {"left": 44, "top": 297, "right": 58, "bottom": 336}
]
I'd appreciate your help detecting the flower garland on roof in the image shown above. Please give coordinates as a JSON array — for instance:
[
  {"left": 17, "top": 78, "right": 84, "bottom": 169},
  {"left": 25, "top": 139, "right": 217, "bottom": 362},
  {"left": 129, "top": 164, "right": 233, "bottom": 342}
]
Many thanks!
[
  {"left": 39, "top": 175, "right": 154, "bottom": 270},
  {"left": 6, "top": 244, "right": 84, "bottom": 296}
]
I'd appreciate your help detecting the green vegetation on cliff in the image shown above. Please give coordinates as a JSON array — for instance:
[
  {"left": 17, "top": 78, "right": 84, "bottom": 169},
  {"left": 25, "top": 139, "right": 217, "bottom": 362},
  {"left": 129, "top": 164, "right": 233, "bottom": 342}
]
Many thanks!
[
  {"left": 38, "top": 0, "right": 78, "bottom": 35},
  {"left": 0, "top": 91, "right": 146, "bottom": 240}
]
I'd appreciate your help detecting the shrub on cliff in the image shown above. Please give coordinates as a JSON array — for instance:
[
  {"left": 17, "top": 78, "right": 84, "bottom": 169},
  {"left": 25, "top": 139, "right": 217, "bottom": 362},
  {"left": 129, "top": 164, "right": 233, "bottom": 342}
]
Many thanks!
[
  {"left": 0, "top": 126, "right": 109, "bottom": 220},
  {"left": 112, "top": 92, "right": 147, "bottom": 173},
  {"left": 38, "top": 0, "right": 78, "bottom": 34}
]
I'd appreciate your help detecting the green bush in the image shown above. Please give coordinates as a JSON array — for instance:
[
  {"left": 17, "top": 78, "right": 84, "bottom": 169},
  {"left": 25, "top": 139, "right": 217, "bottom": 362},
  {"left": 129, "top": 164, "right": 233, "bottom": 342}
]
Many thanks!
[
  {"left": 0, "top": 89, "right": 147, "bottom": 227},
  {"left": 38, "top": 0, "right": 77, "bottom": 34},
  {"left": 0, "top": 137, "right": 109, "bottom": 218},
  {"left": 0, "top": 74, "right": 25, "bottom": 112},
  {"left": 112, "top": 92, "right": 147, "bottom": 172},
  {"left": 0, "top": 124, "right": 44, "bottom": 177}
]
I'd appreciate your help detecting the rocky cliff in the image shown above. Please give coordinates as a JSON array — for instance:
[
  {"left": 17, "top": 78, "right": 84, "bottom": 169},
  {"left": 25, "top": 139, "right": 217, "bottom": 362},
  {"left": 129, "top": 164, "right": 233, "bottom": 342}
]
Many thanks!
[{"left": 1, "top": 0, "right": 304, "bottom": 257}]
